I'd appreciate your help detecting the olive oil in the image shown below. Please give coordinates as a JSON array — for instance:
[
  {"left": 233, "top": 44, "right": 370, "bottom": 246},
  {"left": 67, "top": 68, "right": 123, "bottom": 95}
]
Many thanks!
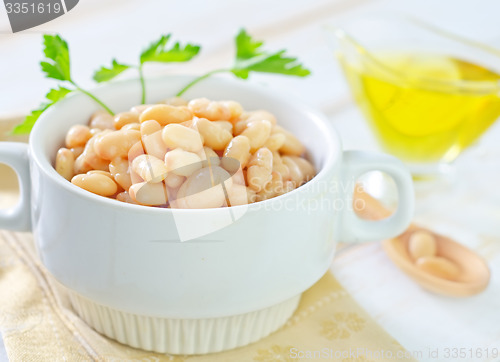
[{"left": 341, "top": 52, "right": 500, "bottom": 163}]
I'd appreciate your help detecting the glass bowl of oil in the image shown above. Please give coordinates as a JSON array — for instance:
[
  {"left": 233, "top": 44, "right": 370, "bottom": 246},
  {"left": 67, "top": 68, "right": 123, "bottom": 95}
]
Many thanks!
[{"left": 329, "top": 16, "right": 500, "bottom": 177}]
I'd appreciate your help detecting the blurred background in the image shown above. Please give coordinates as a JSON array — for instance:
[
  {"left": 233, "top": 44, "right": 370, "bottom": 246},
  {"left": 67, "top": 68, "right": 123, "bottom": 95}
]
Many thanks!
[
  {"left": 2, "top": 0, "right": 500, "bottom": 120},
  {"left": 2, "top": 0, "right": 500, "bottom": 167}
]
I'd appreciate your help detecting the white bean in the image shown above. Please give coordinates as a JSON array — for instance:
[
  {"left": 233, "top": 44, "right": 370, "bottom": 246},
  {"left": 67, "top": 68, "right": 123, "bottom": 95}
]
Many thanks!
[
  {"left": 288, "top": 156, "right": 315, "bottom": 182},
  {"left": 198, "top": 146, "right": 221, "bottom": 168},
  {"left": 273, "top": 125, "right": 305, "bottom": 156},
  {"left": 71, "top": 173, "right": 118, "bottom": 196},
  {"left": 188, "top": 98, "right": 231, "bottom": 121},
  {"left": 272, "top": 151, "right": 290, "bottom": 180},
  {"left": 234, "top": 110, "right": 277, "bottom": 135},
  {"left": 55, "top": 148, "right": 75, "bottom": 181},
  {"left": 164, "top": 173, "right": 185, "bottom": 189},
  {"left": 94, "top": 130, "right": 142, "bottom": 160},
  {"left": 226, "top": 183, "right": 249, "bottom": 206},
  {"left": 175, "top": 166, "right": 232, "bottom": 209},
  {"left": 162, "top": 124, "right": 204, "bottom": 152},
  {"left": 247, "top": 147, "right": 273, "bottom": 192},
  {"left": 240, "top": 110, "right": 277, "bottom": 125},
  {"left": 116, "top": 191, "right": 138, "bottom": 204},
  {"left": 213, "top": 120, "right": 233, "bottom": 134},
  {"left": 140, "top": 104, "right": 193, "bottom": 125},
  {"left": 74, "top": 133, "right": 110, "bottom": 174},
  {"left": 143, "top": 131, "right": 168, "bottom": 160},
  {"left": 109, "top": 158, "right": 133, "bottom": 191},
  {"left": 281, "top": 156, "right": 304, "bottom": 186},
  {"left": 114, "top": 112, "right": 140, "bottom": 130},
  {"left": 140, "top": 120, "right": 162, "bottom": 136},
  {"left": 193, "top": 118, "right": 233, "bottom": 150},
  {"left": 263, "top": 133, "right": 286, "bottom": 151},
  {"left": 65, "top": 125, "right": 91, "bottom": 148},
  {"left": 71, "top": 146, "right": 84, "bottom": 158},
  {"left": 121, "top": 123, "right": 141, "bottom": 131},
  {"left": 130, "top": 104, "right": 154, "bottom": 115},
  {"left": 161, "top": 97, "right": 188, "bottom": 106},
  {"left": 256, "top": 172, "right": 283, "bottom": 201},
  {"left": 415, "top": 256, "right": 460, "bottom": 281},
  {"left": 129, "top": 182, "right": 168, "bottom": 206},
  {"left": 409, "top": 231, "right": 437, "bottom": 261},
  {"left": 131, "top": 154, "right": 168, "bottom": 183},
  {"left": 89, "top": 110, "right": 115, "bottom": 130},
  {"left": 231, "top": 168, "right": 246, "bottom": 186},
  {"left": 221, "top": 100, "right": 243, "bottom": 121},
  {"left": 164, "top": 148, "right": 202, "bottom": 176},
  {"left": 241, "top": 120, "right": 272, "bottom": 152},
  {"left": 222, "top": 135, "right": 251, "bottom": 170}
]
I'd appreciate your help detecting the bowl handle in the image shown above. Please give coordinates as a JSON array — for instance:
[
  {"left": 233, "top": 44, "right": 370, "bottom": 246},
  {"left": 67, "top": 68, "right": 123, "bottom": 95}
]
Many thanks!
[
  {"left": 338, "top": 150, "right": 414, "bottom": 243},
  {"left": 0, "top": 142, "right": 31, "bottom": 231}
]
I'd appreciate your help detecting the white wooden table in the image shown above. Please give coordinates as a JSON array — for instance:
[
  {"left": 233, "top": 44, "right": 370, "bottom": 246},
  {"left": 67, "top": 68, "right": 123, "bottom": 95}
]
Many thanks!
[{"left": 1, "top": 0, "right": 499, "bottom": 361}]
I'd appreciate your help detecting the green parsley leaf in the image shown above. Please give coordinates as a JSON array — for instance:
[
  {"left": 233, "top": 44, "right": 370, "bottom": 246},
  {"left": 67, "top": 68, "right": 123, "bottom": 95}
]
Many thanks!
[
  {"left": 12, "top": 86, "right": 71, "bottom": 134},
  {"left": 40, "top": 61, "right": 66, "bottom": 81},
  {"left": 176, "top": 29, "right": 310, "bottom": 97},
  {"left": 140, "top": 34, "right": 200, "bottom": 64},
  {"left": 140, "top": 35, "right": 170, "bottom": 64},
  {"left": 41, "top": 35, "right": 72, "bottom": 81},
  {"left": 12, "top": 108, "right": 47, "bottom": 135},
  {"left": 46, "top": 85, "right": 72, "bottom": 102},
  {"left": 230, "top": 69, "right": 250, "bottom": 79},
  {"left": 232, "top": 29, "right": 310, "bottom": 78},
  {"left": 16, "top": 34, "right": 115, "bottom": 135},
  {"left": 235, "top": 29, "right": 263, "bottom": 60},
  {"left": 43, "top": 34, "right": 68, "bottom": 60},
  {"left": 93, "top": 59, "right": 131, "bottom": 83}
]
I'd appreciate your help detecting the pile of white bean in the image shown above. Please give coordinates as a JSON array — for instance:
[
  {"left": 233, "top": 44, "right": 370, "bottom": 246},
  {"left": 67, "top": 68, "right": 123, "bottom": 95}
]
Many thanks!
[
  {"left": 55, "top": 97, "right": 315, "bottom": 208},
  {"left": 409, "top": 231, "right": 460, "bottom": 280}
]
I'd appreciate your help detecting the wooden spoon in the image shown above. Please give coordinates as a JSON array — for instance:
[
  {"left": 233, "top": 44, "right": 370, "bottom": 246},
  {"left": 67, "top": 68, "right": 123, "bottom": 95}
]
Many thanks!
[{"left": 354, "top": 187, "right": 490, "bottom": 297}]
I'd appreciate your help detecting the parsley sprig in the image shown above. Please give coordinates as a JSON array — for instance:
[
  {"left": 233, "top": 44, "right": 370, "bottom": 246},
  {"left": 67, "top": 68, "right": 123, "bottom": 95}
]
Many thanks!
[
  {"left": 176, "top": 29, "right": 311, "bottom": 97},
  {"left": 12, "top": 86, "right": 71, "bottom": 134},
  {"left": 94, "top": 35, "right": 200, "bottom": 104},
  {"left": 14, "top": 29, "right": 310, "bottom": 134},
  {"left": 13, "top": 35, "right": 113, "bottom": 134}
]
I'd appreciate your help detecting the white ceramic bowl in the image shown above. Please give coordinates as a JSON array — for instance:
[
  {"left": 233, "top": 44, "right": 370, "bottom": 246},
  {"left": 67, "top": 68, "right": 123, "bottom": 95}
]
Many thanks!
[{"left": 0, "top": 76, "right": 414, "bottom": 354}]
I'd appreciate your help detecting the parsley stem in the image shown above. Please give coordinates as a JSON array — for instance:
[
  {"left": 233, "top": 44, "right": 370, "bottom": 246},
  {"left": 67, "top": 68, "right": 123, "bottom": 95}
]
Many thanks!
[
  {"left": 139, "top": 64, "right": 146, "bottom": 104},
  {"left": 71, "top": 82, "right": 114, "bottom": 115},
  {"left": 176, "top": 69, "right": 229, "bottom": 97}
]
